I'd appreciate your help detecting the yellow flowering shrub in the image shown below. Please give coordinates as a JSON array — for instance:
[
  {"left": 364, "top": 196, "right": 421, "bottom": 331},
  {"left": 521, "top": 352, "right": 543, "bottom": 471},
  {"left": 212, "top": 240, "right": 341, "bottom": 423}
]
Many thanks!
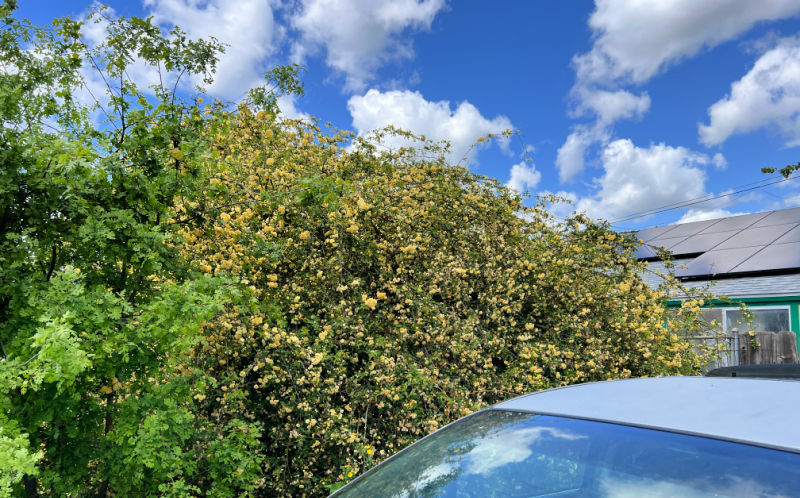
[{"left": 177, "top": 109, "right": 712, "bottom": 495}]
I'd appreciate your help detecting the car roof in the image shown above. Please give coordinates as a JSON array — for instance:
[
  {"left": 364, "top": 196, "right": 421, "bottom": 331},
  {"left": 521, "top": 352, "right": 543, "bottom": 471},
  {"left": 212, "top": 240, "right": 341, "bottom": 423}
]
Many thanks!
[{"left": 494, "top": 376, "right": 800, "bottom": 453}]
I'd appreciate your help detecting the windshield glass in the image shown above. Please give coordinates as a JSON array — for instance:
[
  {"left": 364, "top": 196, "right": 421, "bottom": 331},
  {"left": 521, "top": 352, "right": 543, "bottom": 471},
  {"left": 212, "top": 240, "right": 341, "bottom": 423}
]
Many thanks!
[{"left": 335, "top": 410, "right": 800, "bottom": 497}]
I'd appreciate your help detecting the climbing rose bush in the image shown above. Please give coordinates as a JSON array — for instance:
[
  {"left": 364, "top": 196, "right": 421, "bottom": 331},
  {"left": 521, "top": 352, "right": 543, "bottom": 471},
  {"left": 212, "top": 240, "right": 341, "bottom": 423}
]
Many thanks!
[{"left": 176, "top": 109, "right": 712, "bottom": 496}]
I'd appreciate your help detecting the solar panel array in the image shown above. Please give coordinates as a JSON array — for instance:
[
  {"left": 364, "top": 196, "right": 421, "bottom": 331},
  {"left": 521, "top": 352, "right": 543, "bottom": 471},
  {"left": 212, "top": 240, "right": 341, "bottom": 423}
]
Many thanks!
[{"left": 634, "top": 208, "right": 800, "bottom": 279}]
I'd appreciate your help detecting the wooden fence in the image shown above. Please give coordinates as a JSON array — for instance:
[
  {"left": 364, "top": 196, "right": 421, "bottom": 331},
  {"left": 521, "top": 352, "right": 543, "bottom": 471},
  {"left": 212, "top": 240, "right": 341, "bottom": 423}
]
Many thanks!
[
  {"left": 738, "top": 331, "right": 799, "bottom": 365},
  {"left": 689, "top": 331, "right": 799, "bottom": 367}
]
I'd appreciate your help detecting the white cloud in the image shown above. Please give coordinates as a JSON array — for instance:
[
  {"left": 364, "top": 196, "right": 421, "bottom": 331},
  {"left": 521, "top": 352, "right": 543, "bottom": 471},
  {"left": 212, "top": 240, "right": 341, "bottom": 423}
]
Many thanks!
[
  {"left": 573, "top": 88, "right": 650, "bottom": 124},
  {"left": 144, "top": 0, "right": 281, "bottom": 98},
  {"left": 347, "top": 89, "right": 512, "bottom": 164},
  {"left": 506, "top": 162, "right": 542, "bottom": 194},
  {"left": 276, "top": 94, "right": 310, "bottom": 121},
  {"left": 785, "top": 194, "right": 800, "bottom": 207},
  {"left": 290, "top": 0, "right": 447, "bottom": 92},
  {"left": 700, "top": 36, "right": 800, "bottom": 146},
  {"left": 560, "top": 0, "right": 800, "bottom": 183},
  {"left": 556, "top": 127, "right": 602, "bottom": 183},
  {"left": 575, "top": 139, "right": 716, "bottom": 222},
  {"left": 599, "top": 476, "right": 785, "bottom": 498},
  {"left": 575, "top": 0, "right": 800, "bottom": 86},
  {"left": 712, "top": 153, "right": 727, "bottom": 170},
  {"left": 557, "top": 89, "right": 649, "bottom": 182},
  {"left": 463, "top": 427, "right": 585, "bottom": 476},
  {"left": 555, "top": 131, "right": 588, "bottom": 183},
  {"left": 677, "top": 208, "right": 748, "bottom": 223}
]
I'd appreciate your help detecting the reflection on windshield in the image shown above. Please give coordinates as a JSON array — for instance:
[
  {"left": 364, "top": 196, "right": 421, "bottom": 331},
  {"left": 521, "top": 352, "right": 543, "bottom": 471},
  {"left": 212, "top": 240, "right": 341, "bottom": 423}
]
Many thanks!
[
  {"left": 407, "top": 424, "right": 587, "bottom": 496},
  {"left": 599, "top": 475, "right": 792, "bottom": 498},
  {"left": 336, "top": 410, "right": 800, "bottom": 498}
]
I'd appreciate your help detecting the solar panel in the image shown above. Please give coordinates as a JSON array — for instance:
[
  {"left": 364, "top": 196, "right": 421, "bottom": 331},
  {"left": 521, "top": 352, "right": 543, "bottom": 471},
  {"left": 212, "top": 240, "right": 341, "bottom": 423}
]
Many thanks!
[
  {"left": 643, "top": 236, "right": 689, "bottom": 251},
  {"left": 667, "top": 230, "right": 739, "bottom": 256},
  {"left": 634, "top": 244, "right": 658, "bottom": 259},
  {"left": 635, "top": 209, "right": 800, "bottom": 278},
  {"left": 731, "top": 242, "right": 800, "bottom": 273},
  {"left": 774, "top": 225, "right": 800, "bottom": 244},
  {"left": 697, "top": 212, "right": 770, "bottom": 233},
  {"left": 751, "top": 207, "right": 800, "bottom": 227},
  {"left": 661, "top": 218, "right": 724, "bottom": 238},
  {"left": 636, "top": 225, "right": 679, "bottom": 242},
  {"left": 676, "top": 246, "right": 764, "bottom": 278},
  {"left": 713, "top": 224, "right": 796, "bottom": 250}
]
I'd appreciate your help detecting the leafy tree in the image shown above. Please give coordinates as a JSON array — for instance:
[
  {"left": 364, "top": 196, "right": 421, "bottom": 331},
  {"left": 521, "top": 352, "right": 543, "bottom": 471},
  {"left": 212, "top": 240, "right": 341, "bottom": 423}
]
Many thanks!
[
  {"left": 180, "top": 110, "right": 713, "bottom": 495},
  {"left": 0, "top": 3, "right": 291, "bottom": 495}
]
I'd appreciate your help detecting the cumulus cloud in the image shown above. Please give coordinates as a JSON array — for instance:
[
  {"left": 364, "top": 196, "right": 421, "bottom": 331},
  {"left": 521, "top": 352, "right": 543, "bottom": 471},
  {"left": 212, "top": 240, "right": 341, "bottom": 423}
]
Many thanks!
[
  {"left": 276, "top": 94, "right": 311, "bottom": 121},
  {"left": 556, "top": 125, "right": 611, "bottom": 183},
  {"left": 556, "top": 129, "right": 591, "bottom": 183},
  {"left": 700, "top": 36, "right": 800, "bottom": 146},
  {"left": 144, "top": 0, "right": 281, "bottom": 98},
  {"left": 712, "top": 153, "right": 727, "bottom": 170},
  {"left": 575, "top": 139, "right": 718, "bottom": 222},
  {"left": 677, "top": 208, "right": 749, "bottom": 223},
  {"left": 558, "top": 0, "right": 800, "bottom": 182},
  {"left": 557, "top": 89, "right": 649, "bottom": 183},
  {"left": 290, "top": 0, "right": 447, "bottom": 92},
  {"left": 572, "top": 88, "right": 650, "bottom": 124},
  {"left": 506, "top": 162, "right": 542, "bottom": 194},
  {"left": 575, "top": 0, "right": 800, "bottom": 86},
  {"left": 347, "top": 89, "right": 512, "bottom": 164}
]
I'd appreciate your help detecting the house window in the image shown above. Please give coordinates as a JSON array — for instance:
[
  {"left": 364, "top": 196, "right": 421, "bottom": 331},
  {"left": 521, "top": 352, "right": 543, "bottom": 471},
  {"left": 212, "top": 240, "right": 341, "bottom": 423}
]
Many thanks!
[
  {"left": 726, "top": 308, "right": 790, "bottom": 333},
  {"left": 699, "top": 307, "right": 791, "bottom": 334}
]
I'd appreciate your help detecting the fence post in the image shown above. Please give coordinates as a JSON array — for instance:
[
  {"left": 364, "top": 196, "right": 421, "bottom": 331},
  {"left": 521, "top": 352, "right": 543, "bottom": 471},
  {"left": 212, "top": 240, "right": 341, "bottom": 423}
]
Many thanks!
[
  {"left": 759, "top": 332, "right": 775, "bottom": 364},
  {"left": 738, "top": 331, "right": 751, "bottom": 365},
  {"left": 779, "top": 331, "right": 799, "bottom": 363}
]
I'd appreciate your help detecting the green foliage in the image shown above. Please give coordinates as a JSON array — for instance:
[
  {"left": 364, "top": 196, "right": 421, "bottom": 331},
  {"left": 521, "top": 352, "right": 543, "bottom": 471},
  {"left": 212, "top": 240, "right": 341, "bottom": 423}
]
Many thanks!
[
  {"left": 247, "top": 64, "right": 306, "bottom": 113},
  {"left": 762, "top": 160, "right": 800, "bottom": 178},
  {"left": 0, "top": 4, "right": 294, "bottom": 495},
  {"left": 0, "top": 423, "right": 42, "bottom": 498},
  {"left": 1, "top": 4, "right": 713, "bottom": 497}
]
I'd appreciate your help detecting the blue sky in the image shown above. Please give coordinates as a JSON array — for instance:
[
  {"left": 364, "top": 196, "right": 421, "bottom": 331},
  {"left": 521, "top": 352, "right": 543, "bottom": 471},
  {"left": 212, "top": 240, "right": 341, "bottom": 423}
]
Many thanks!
[{"left": 19, "top": 0, "right": 800, "bottom": 229}]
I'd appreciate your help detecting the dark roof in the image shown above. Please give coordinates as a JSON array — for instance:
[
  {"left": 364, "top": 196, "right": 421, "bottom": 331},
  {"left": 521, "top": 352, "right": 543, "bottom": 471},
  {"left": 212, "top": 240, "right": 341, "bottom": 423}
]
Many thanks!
[{"left": 635, "top": 207, "right": 800, "bottom": 280}]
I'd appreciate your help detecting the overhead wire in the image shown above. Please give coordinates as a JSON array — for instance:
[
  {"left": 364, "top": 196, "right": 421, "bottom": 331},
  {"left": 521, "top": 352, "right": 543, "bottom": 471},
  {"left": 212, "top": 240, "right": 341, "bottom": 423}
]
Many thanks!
[{"left": 609, "top": 173, "right": 800, "bottom": 226}]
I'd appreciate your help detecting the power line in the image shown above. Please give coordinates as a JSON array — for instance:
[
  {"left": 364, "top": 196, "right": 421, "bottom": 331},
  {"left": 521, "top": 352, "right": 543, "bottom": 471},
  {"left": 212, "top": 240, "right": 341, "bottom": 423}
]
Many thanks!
[
  {"left": 609, "top": 174, "right": 799, "bottom": 225},
  {"left": 611, "top": 174, "right": 789, "bottom": 224}
]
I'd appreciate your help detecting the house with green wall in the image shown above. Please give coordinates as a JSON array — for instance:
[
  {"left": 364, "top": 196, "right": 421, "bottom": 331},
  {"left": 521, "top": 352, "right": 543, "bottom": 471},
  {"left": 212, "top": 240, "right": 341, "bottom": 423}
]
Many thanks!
[{"left": 634, "top": 207, "right": 800, "bottom": 352}]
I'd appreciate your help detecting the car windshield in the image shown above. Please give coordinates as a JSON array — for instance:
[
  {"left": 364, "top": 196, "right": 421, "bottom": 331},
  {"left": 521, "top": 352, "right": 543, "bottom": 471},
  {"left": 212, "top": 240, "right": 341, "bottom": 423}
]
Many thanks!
[{"left": 335, "top": 410, "right": 800, "bottom": 498}]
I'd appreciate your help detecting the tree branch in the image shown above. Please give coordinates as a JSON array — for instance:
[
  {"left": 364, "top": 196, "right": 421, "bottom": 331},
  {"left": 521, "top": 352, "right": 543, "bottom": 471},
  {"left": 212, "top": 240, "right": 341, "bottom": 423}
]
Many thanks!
[{"left": 46, "top": 245, "right": 57, "bottom": 281}]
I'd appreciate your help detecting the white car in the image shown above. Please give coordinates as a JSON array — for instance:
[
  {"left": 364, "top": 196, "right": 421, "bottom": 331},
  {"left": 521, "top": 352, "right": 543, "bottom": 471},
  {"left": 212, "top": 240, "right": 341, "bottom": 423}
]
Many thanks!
[{"left": 331, "top": 376, "right": 800, "bottom": 497}]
